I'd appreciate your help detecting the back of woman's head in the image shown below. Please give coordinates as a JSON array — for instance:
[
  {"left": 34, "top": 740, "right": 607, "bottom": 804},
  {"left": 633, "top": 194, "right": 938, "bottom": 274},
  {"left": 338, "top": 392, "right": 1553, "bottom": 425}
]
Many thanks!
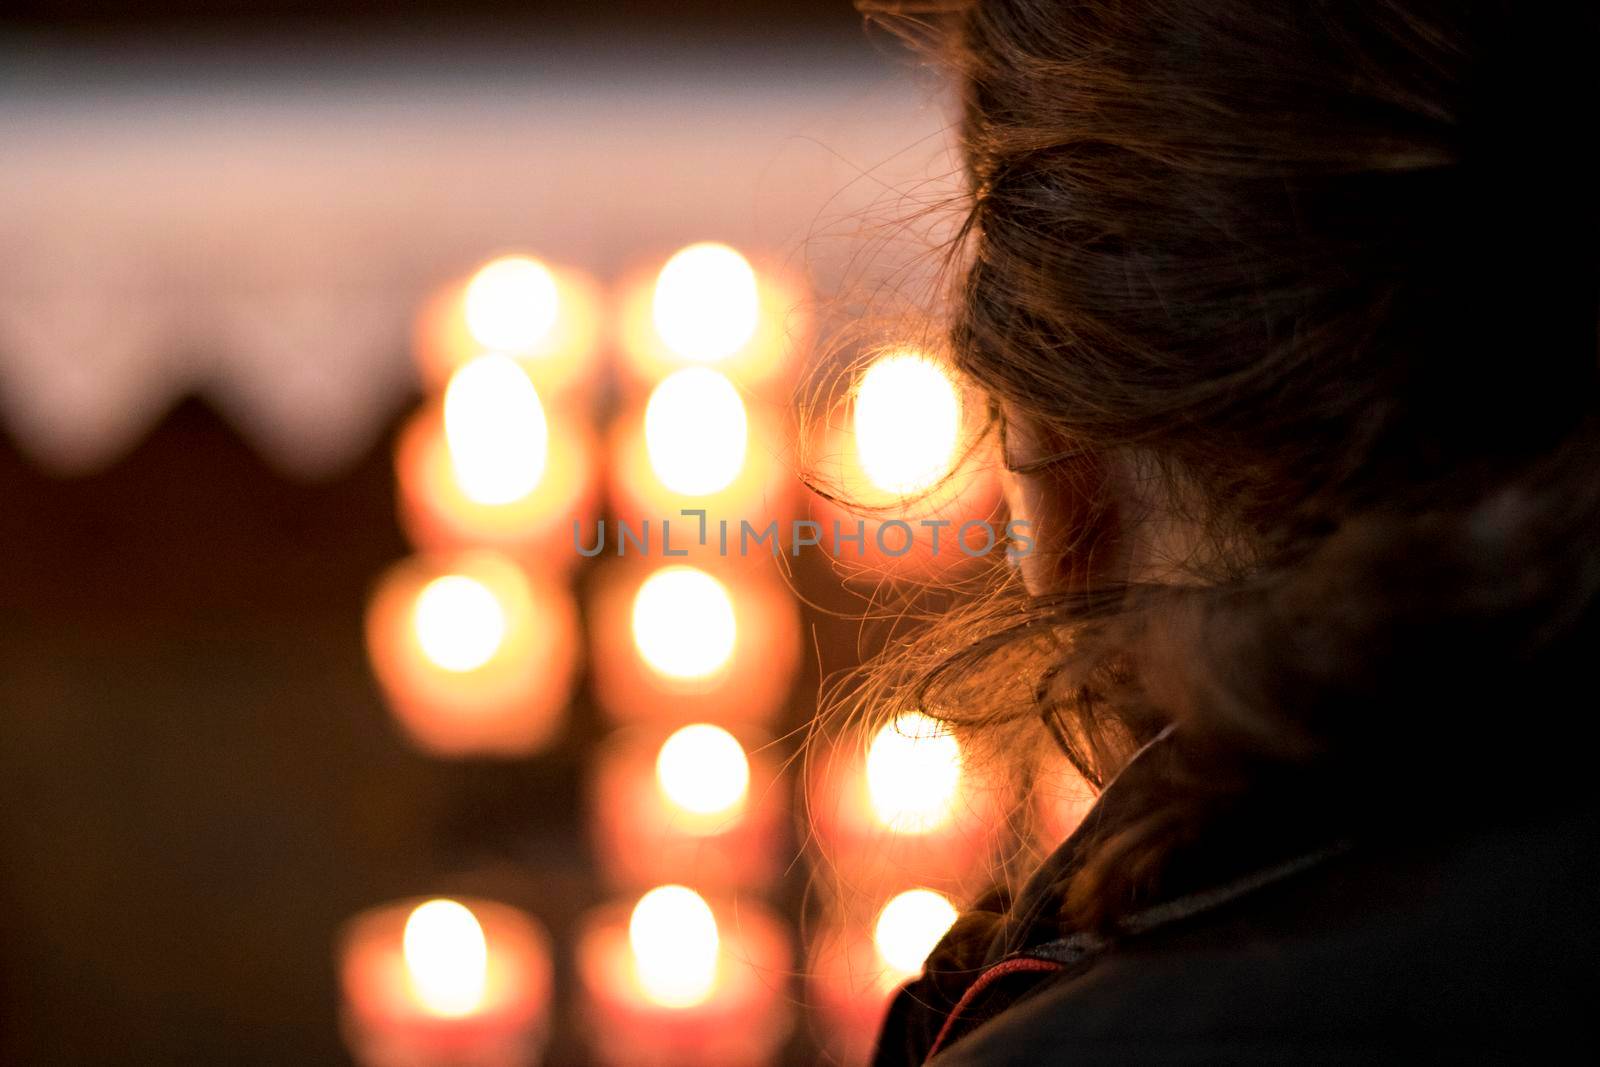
[{"left": 857, "top": 0, "right": 1600, "bottom": 926}]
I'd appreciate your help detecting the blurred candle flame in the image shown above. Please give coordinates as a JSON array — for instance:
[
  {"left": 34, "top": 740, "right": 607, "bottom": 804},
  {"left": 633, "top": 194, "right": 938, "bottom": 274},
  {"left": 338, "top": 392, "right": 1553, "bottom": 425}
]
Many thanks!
[
  {"left": 402, "top": 899, "right": 490, "bottom": 1018},
  {"left": 865, "top": 711, "right": 963, "bottom": 833},
  {"left": 464, "top": 255, "right": 561, "bottom": 352},
  {"left": 656, "top": 724, "right": 750, "bottom": 818},
  {"left": 643, "top": 367, "right": 748, "bottom": 496},
  {"left": 442, "top": 354, "right": 550, "bottom": 506},
  {"left": 628, "top": 885, "right": 720, "bottom": 1008},
  {"left": 630, "top": 565, "right": 738, "bottom": 682},
  {"left": 651, "top": 242, "right": 760, "bottom": 363},
  {"left": 853, "top": 351, "right": 963, "bottom": 496},
  {"left": 873, "top": 889, "right": 958, "bottom": 977},
  {"left": 412, "top": 574, "right": 507, "bottom": 673}
]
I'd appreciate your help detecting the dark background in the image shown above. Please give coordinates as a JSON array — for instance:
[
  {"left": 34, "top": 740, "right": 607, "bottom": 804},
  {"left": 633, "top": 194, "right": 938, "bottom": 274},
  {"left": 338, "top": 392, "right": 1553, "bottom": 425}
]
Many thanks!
[
  {"left": 0, "top": 365, "right": 837, "bottom": 1066},
  {"left": 0, "top": 3, "right": 869, "bottom": 1064}
]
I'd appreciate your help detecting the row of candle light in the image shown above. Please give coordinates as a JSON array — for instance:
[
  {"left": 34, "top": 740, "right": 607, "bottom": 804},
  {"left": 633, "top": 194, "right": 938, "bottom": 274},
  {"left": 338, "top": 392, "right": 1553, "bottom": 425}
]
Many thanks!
[
  {"left": 577, "top": 244, "right": 800, "bottom": 1067},
  {"left": 339, "top": 241, "right": 1025, "bottom": 1065},
  {"left": 333, "top": 719, "right": 1033, "bottom": 1067}
]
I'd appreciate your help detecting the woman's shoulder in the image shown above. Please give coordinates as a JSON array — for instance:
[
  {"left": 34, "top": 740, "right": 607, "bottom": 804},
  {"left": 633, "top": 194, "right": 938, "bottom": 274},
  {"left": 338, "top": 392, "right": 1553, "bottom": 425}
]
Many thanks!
[{"left": 922, "top": 795, "right": 1599, "bottom": 1064}]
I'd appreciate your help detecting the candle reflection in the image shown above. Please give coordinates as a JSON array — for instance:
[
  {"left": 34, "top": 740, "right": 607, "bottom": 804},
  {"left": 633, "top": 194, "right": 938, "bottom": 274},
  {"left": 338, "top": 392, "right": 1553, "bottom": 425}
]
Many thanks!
[
  {"left": 442, "top": 355, "right": 550, "bottom": 507},
  {"left": 628, "top": 885, "right": 721, "bottom": 1008},
  {"left": 463, "top": 256, "right": 562, "bottom": 353},
  {"left": 807, "top": 713, "right": 999, "bottom": 897},
  {"left": 630, "top": 565, "right": 739, "bottom": 683},
  {"left": 576, "top": 891, "right": 792, "bottom": 1067},
  {"left": 617, "top": 243, "right": 806, "bottom": 395},
  {"left": 853, "top": 352, "right": 964, "bottom": 497},
  {"left": 403, "top": 899, "right": 491, "bottom": 1018},
  {"left": 413, "top": 253, "right": 602, "bottom": 399},
  {"left": 806, "top": 347, "right": 1000, "bottom": 574},
  {"left": 655, "top": 724, "right": 750, "bottom": 819},
  {"left": 865, "top": 711, "right": 964, "bottom": 834},
  {"left": 806, "top": 888, "right": 960, "bottom": 1067},
  {"left": 395, "top": 363, "right": 597, "bottom": 566},
  {"left": 872, "top": 889, "right": 958, "bottom": 978},
  {"left": 338, "top": 895, "right": 551, "bottom": 1067},
  {"left": 644, "top": 367, "right": 749, "bottom": 497},
  {"left": 589, "top": 724, "right": 782, "bottom": 891},
  {"left": 412, "top": 574, "right": 507, "bottom": 674},
  {"left": 590, "top": 562, "right": 799, "bottom": 725},
  {"left": 650, "top": 243, "right": 761, "bottom": 364},
  {"left": 365, "top": 551, "right": 577, "bottom": 757}
]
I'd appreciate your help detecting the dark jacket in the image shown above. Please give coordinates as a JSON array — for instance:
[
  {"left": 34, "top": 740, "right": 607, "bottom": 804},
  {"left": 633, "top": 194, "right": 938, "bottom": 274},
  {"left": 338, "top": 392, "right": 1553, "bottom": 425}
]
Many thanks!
[{"left": 873, "top": 729, "right": 1599, "bottom": 1064}]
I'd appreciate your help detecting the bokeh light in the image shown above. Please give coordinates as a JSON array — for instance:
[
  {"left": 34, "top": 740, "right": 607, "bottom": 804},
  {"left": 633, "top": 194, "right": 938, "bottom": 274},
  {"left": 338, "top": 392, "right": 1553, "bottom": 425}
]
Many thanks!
[
  {"left": 463, "top": 255, "right": 562, "bottom": 352},
  {"left": 630, "top": 566, "right": 738, "bottom": 681},
  {"left": 628, "top": 885, "right": 720, "bottom": 1008},
  {"left": 411, "top": 574, "right": 508, "bottom": 673},
  {"left": 643, "top": 367, "right": 749, "bottom": 496},
  {"left": 865, "top": 711, "right": 964, "bottom": 833},
  {"left": 656, "top": 724, "right": 750, "bottom": 817},
  {"left": 853, "top": 351, "right": 963, "bottom": 496},
  {"left": 651, "top": 242, "right": 760, "bottom": 363},
  {"left": 402, "top": 899, "right": 490, "bottom": 1018},
  {"left": 873, "top": 889, "right": 958, "bottom": 977},
  {"left": 442, "top": 354, "right": 550, "bottom": 506}
]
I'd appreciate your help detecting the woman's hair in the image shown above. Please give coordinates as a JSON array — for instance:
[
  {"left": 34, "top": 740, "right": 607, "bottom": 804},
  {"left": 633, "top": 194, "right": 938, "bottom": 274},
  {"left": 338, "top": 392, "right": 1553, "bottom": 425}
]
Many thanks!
[{"left": 840, "top": 0, "right": 1600, "bottom": 929}]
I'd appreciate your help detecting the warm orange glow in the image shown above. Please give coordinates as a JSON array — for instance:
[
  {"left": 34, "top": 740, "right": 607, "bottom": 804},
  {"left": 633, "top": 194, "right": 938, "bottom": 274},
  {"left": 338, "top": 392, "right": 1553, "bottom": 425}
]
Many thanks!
[
  {"left": 402, "top": 899, "right": 490, "bottom": 1018},
  {"left": 442, "top": 354, "right": 550, "bottom": 506},
  {"left": 414, "top": 256, "right": 602, "bottom": 400},
  {"left": 396, "top": 400, "right": 597, "bottom": 568},
  {"left": 590, "top": 564, "right": 801, "bottom": 729},
  {"left": 853, "top": 351, "right": 963, "bottom": 496},
  {"left": 368, "top": 552, "right": 578, "bottom": 756},
  {"left": 651, "top": 242, "right": 761, "bottom": 363},
  {"left": 591, "top": 729, "right": 779, "bottom": 889},
  {"left": 655, "top": 724, "right": 750, "bottom": 818},
  {"left": 339, "top": 895, "right": 554, "bottom": 1067},
  {"left": 463, "top": 255, "right": 561, "bottom": 353},
  {"left": 627, "top": 885, "right": 720, "bottom": 1008},
  {"left": 606, "top": 401, "right": 793, "bottom": 555},
  {"left": 575, "top": 896, "right": 792, "bottom": 1066},
  {"left": 629, "top": 566, "right": 738, "bottom": 681},
  {"left": 865, "top": 711, "right": 964, "bottom": 833},
  {"left": 873, "top": 889, "right": 958, "bottom": 977},
  {"left": 643, "top": 367, "right": 748, "bottom": 497},
  {"left": 411, "top": 574, "right": 507, "bottom": 673},
  {"left": 807, "top": 714, "right": 1001, "bottom": 896},
  {"left": 617, "top": 248, "right": 804, "bottom": 395}
]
